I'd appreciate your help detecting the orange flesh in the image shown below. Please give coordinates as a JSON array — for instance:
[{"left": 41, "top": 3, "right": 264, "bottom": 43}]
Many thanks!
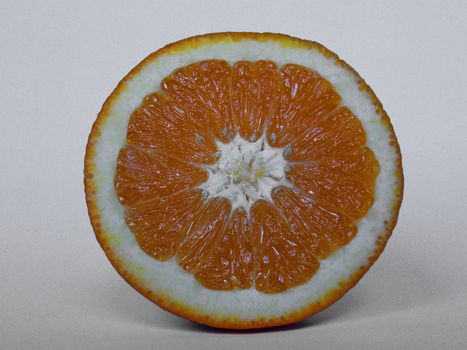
[
  {"left": 114, "top": 60, "right": 380, "bottom": 293},
  {"left": 125, "top": 190, "right": 204, "bottom": 260},
  {"left": 231, "top": 61, "right": 280, "bottom": 141},
  {"left": 195, "top": 209, "right": 255, "bottom": 290},
  {"left": 267, "top": 64, "right": 341, "bottom": 147},
  {"left": 251, "top": 200, "right": 320, "bottom": 293}
]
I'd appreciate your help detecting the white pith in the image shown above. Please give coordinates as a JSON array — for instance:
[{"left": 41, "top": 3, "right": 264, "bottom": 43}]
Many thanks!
[
  {"left": 199, "top": 134, "right": 289, "bottom": 212},
  {"left": 88, "top": 36, "right": 401, "bottom": 321}
]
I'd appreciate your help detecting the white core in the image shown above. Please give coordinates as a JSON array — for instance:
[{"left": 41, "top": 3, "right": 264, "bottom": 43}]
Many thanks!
[{"left": 198, "top": 133, "right": 290, "bottom": 211}]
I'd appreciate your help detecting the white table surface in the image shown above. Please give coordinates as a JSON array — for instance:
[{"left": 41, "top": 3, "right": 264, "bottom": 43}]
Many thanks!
[{"left": 1, "top": 0, "right": 467, "bottom": 349}]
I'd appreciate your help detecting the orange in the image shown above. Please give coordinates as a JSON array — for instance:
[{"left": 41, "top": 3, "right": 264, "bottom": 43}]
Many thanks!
[{"left": 84, "top": 32, "right": 403, "bottom": 329}]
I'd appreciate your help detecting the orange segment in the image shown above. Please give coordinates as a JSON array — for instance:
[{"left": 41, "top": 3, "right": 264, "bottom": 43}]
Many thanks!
[
  {"left": 161, "top": 60, "right": 235, "bottom": 143},
  {"left": 177, "top": 198, "right": 231, "bottom": 272},
  {"left": 288, "top": 107, "right": 367, "bottom": 161},
  {"left": 127, "top": 92, "right": 217, "bottom": 164},
  {"left": 125, "top": 190, "right": 204, "bottom": 260},
  {"left": 231, "top": 61, "right": 280, "bottom": 141},
  {"left": 287, "top": 147, "right": 379, "bottom": 219},
  {"left": 115, "top": 145, "right": 208, "bottom": 206},
  {"left": 272, "top": 187, "right": 356, "bottom": 259},
  {"left": 267, "top": 64, "right": 341, "bottom": 147},
  {"left": 195, "top": 209, "right": 254, "bottom": 290},
  {"left": 251, "top": 200, "right": 320, "bottom": 293}
]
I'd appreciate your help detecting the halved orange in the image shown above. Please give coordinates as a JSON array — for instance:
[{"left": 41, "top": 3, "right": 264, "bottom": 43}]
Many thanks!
[{"left": 84, "top": 32, "right": 403, "bottom": 329}]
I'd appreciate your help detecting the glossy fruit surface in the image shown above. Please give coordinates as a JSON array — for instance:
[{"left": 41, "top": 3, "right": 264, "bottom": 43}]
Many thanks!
[{"left": 84, "top": 32, "right": 403, "bottom": 329}]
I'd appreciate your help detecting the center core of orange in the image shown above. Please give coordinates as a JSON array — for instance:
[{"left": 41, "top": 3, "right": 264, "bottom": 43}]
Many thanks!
[{"left": 199, "top": 134, "right": 288, "bottom": 212}]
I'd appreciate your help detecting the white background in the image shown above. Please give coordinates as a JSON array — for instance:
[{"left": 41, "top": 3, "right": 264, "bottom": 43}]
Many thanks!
[{"left": 1, "top": 1, "right": 467, "bottom": 349}]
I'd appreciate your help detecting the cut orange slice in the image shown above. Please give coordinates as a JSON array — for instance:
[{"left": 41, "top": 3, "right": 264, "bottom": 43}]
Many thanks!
[{"left": 84, "top": 32, "right": 403, "bottom": 329}]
